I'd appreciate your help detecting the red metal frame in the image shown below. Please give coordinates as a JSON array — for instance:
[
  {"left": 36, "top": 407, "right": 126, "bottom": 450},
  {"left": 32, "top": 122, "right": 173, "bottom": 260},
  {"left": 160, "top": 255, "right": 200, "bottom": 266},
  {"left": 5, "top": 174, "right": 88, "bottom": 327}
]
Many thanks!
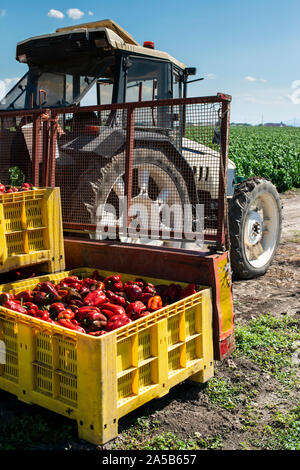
[
  {"left": 217, "top": 98, "right": 231, "bottom": 251},
  {"left": 124, "top": 107, "right": 135, "bottom": 226}
]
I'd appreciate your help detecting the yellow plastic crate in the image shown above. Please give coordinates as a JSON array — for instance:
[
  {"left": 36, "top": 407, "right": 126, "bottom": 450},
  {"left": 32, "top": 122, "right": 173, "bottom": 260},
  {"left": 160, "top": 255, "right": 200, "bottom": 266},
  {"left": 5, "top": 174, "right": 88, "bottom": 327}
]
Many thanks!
[
  {"left": 0, "top": 188, "right": 65, "bottom": 274},
  {"left": 0, "top": 268, "right": 214, "bottom": 445}
]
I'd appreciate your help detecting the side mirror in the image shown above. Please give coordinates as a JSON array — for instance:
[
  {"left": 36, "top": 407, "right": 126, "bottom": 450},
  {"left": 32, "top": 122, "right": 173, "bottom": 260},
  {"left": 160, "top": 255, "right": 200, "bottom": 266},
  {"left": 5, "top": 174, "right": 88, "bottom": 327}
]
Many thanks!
[{"left": 185, "top": 67, "right": 197, "bottom": 76}]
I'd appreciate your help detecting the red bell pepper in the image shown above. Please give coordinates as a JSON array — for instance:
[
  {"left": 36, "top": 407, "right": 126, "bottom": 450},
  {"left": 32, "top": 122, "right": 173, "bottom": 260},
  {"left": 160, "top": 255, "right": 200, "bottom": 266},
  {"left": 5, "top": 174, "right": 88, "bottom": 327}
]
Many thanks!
[
  {"left": 103, "top": 274, "right": 123, "bottom": 292},
  {"left": 4, "top": 300, "right": 27, "bottom": 314},
  {"left": 79, "top": 287, "right": 90, "bottom": 298},
  {"left": 143, "top": 284, "right": 156, "bottom": 296},
  {"left": 49, "top": 302, "right": 65, "bottom": 315},
  {"left": 38, "top": 282, "right": 59, "bottom": 297},
  {"left": 0, "top": 293, "right": 12, "bottom": 305},
  {"left": 96, "top": 281, "right": 105, "bottom": 291},
  {"left": 85, "top": 314, "right": 108, "bottom": 332},
  {"left": 34, "top": 309, "right": 46, "bottom": 318},
  {"left": 106, "top": 314, "right": 131, "bottom": 332},
  {"left": 61, "top": 276, "right": 80, "bottom": 284},
  {"left": 76, "top": 306, "right": 100, "bottom": 321},
  {"left": 69, "top": 299, "right": 84, "bottom": 308},
  {"left": 42, "top": 311, "right": 50, "bottom": 321},
  {"left": 126, "top": 301, "right": 146, "bottom": 319},
  {"left": 15, "top": 290, "right": 34, "bottom": 302},
  {"left": 154, "top": 285, "right": 168, "bottom": 298},
  {"left": 27, "top": 308, "right": 38, "bottom": 317},
  {"left": 106, "top": 290, "right": 126, "bottom": 307},
  {"left": 179, "top": 284, "right": 197, "bottom": 299},
  {"left": 83, "top": 289, "right": 107, "bottom": 307},
  {"left": 147, "top": 296, "right": 163, "bottom": 312},
  {"left": 57, "top": 309, "right": 76, "bottom": 320},
  {"left": 58, "top": 277, "right": 83, "bottom": 292},
  {"left": 133, "top": 310, "right": 150, "bottom": 321},
  {"left": 33, "top": 310, "right": 50, "bottom": 321},
  {"left": 125, "top": 280, "right": 144, "bottom": 288},
  {"left": 32, "top": 291, "right": 48, "bottom": 305},
  {"left": 164, "top": 283, "right": 181, "bottom": 302},
  {"left": 88, "top": 330, "right": 107, "bottom": 336},
  {"left": 24, "top": 302, "right": 39, "bottom": 313},
  {"left": 140, "top": 292, "right": 153, "bottom": 304},
  {"left": 124, "top": 283, "right": 142, "bottom": 301},
  {"left": 82, "top": 278, "right": 98, "bottom": 288},
  {"left": 100, "top": 303, "right": 126, "bottom": 318},
  {"left": 57, "top": 318, "right": 85, "bottom": 333},
  {"left": 85, "top": 311, "right": 107, "bottom": 322}
]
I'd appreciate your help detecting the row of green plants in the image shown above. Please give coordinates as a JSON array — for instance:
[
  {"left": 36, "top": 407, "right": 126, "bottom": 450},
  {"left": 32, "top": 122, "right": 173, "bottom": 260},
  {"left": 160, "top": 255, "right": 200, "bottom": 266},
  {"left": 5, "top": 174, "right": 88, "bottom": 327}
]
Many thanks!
[
  {"left": 186, "top": 125, "right": 300, "bottom": 192},
  {"left": 229, "top": 126, "right": 300, "bottom": 192}
]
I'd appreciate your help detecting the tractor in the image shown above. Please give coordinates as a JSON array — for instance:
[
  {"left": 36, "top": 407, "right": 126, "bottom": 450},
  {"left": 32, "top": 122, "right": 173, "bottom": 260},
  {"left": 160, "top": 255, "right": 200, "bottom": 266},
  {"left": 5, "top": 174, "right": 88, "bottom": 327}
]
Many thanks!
[{"left": 0, "top": 19, "right": 282, "bottom": 279}]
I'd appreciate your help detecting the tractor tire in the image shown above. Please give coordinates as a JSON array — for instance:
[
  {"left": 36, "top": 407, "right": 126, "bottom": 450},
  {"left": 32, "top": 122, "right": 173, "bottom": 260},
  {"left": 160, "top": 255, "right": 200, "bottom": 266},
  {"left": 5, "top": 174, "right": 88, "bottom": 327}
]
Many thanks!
[
  {"left": 228, "top": 177, "right": 282, "bottom": 279},
  {"left": 72, "top": 147, "right": 191, "bottom": 245}
]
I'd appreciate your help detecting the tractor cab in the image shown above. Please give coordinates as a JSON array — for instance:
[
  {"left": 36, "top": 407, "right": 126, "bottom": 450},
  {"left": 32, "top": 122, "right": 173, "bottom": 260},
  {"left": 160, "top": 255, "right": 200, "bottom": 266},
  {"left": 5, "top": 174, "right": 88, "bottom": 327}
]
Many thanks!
[{"left": 0, "top": 19, "right": 193, "bottom": 114}]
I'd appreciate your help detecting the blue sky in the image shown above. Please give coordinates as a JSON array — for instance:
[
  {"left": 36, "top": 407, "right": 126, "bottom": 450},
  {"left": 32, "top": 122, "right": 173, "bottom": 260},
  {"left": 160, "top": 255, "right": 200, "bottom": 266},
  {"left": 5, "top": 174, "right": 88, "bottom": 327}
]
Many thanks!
[{"left": 1, "top": 0, "right": 300, "bottom": 124}]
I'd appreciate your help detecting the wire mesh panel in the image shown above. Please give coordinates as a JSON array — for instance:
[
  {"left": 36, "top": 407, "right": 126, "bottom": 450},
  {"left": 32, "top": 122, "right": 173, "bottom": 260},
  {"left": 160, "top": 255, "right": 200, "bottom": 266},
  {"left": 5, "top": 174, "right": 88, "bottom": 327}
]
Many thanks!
[
  {"left": 124, "top": 100, "right": 224, "bottom": 247},
  {"left": 55, "top": 96, "right": 230, "bottom": 250},
  {"left": 0, "top": 114, "right": 35, "bottom": 185},
  {"left": 54, "top": 107, "right": 128, "bottom": 226}
]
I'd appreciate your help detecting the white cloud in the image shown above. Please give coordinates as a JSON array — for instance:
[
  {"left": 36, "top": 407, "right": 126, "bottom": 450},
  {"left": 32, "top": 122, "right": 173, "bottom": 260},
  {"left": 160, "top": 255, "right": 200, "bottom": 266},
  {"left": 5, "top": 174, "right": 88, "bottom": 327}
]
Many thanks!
[
  {"left": 88, "top": 11, "right": 94, "bottom": 16},
  {"left": 244, "top": 76, "right": 257, "bottom": 82},
  {"left": 244, "top": 76, "right": 267, "bottom": 83},
  {"left": 0, "top": 77, "right": 20, "bottom": 101},
  {"left": 67, "top": 8, "right": 84, "bottom": 19},
  {"left": 288, "top": 80, "right": 300, "bottom": 104},
  {"left": 235, "top": 89, "right": 288, "bottom": 106},
  {"left": 1, "top": 9, "right": 7, "bottom": 16},
  {"left": 3, "top": 77, "right": 20, "bottom": 85},
  {"left": 205, "top": 73, "right": 216, "bottom": 80},
  {"left": 47, "top": 9, "right": 64, "bottom": 19}
]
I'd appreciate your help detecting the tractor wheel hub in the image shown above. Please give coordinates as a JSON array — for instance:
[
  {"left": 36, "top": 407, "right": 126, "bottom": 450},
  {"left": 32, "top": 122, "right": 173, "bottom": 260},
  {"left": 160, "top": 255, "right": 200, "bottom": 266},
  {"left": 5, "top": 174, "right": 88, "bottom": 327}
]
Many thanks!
[{"left": 246, "top": 210, "right": 263, "bottom": 245}]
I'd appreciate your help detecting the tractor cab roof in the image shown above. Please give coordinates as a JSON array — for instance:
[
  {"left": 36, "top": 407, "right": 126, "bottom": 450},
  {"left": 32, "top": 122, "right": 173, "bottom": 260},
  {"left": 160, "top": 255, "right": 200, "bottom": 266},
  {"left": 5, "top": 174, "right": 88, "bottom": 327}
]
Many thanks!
[{"left": 16, "top": 19, "right": 186, "bottom": 71}]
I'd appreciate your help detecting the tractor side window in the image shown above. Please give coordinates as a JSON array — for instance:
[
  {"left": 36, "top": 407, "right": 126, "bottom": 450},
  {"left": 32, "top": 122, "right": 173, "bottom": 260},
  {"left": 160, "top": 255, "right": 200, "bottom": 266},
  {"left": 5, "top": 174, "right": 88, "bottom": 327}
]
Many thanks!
[
  {"left": 37, "top": 73, "right": 65, "bottom": 106},
  {"left": 0, "top": 74, "right": 29, "bottom": 110},
  {"left": 125, "top": 58, "right": 167, "bottom": 103},
  {"left": 173, "top": 71, "right": 182, "bottom": 99},
  {"left": 98, "top": 80, "right": 114, "bottom": 105},
  {"left": 35, "top": 73, "right": 95, "bottom": 107},
  {"left": 80, "top": 80, "right": 113, "bottom": 107}
]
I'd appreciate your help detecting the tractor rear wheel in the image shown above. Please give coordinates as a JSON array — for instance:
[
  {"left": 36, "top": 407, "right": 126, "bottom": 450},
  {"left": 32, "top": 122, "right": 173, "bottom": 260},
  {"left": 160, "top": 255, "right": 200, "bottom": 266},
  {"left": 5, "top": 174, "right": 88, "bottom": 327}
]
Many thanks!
[
  {"left": 75, "top": 148, "right": 192, "bottom": 246},
  {"left": 228, "top": 177, "right": 282, "bottom": 279}
]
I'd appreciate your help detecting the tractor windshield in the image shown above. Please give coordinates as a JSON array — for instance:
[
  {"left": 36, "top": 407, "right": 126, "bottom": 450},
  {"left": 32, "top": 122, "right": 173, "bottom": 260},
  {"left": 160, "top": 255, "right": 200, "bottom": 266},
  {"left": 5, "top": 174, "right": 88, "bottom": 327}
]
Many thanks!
[
  {"left": 0, "top": 58, "right": 115, "bottom": 111},
  {"left": 0, "top": 74, "right": 29, "bottom": 110}
]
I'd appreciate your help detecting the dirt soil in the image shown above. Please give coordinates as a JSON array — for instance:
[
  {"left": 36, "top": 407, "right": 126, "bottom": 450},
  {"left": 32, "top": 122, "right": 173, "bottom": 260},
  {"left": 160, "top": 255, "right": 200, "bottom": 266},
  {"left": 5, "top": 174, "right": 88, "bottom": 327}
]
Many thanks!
[{"left": 0, "top": 190, "right": 299, "bottom": 451}]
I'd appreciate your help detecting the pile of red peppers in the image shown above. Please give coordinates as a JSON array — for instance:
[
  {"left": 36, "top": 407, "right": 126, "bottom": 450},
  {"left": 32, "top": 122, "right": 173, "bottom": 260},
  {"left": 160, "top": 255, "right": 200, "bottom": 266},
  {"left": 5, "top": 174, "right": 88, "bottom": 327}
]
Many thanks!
[
  {"left": 0, "top": 271, "right": 198, "bottom": 336},
  {"left": 0, "top": 183, "right": 38, "bottom": 193}
]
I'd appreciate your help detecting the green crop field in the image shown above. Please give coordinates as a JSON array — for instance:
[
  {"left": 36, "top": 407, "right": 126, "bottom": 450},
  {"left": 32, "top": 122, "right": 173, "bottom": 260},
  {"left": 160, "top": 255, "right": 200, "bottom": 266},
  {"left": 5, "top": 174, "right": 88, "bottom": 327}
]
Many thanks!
[
  {"left": 186, "top": 125, "right": 300, "bottom": 193},
  {"left": 228, "top": 126, "right": 300, "bottom": 192}
]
